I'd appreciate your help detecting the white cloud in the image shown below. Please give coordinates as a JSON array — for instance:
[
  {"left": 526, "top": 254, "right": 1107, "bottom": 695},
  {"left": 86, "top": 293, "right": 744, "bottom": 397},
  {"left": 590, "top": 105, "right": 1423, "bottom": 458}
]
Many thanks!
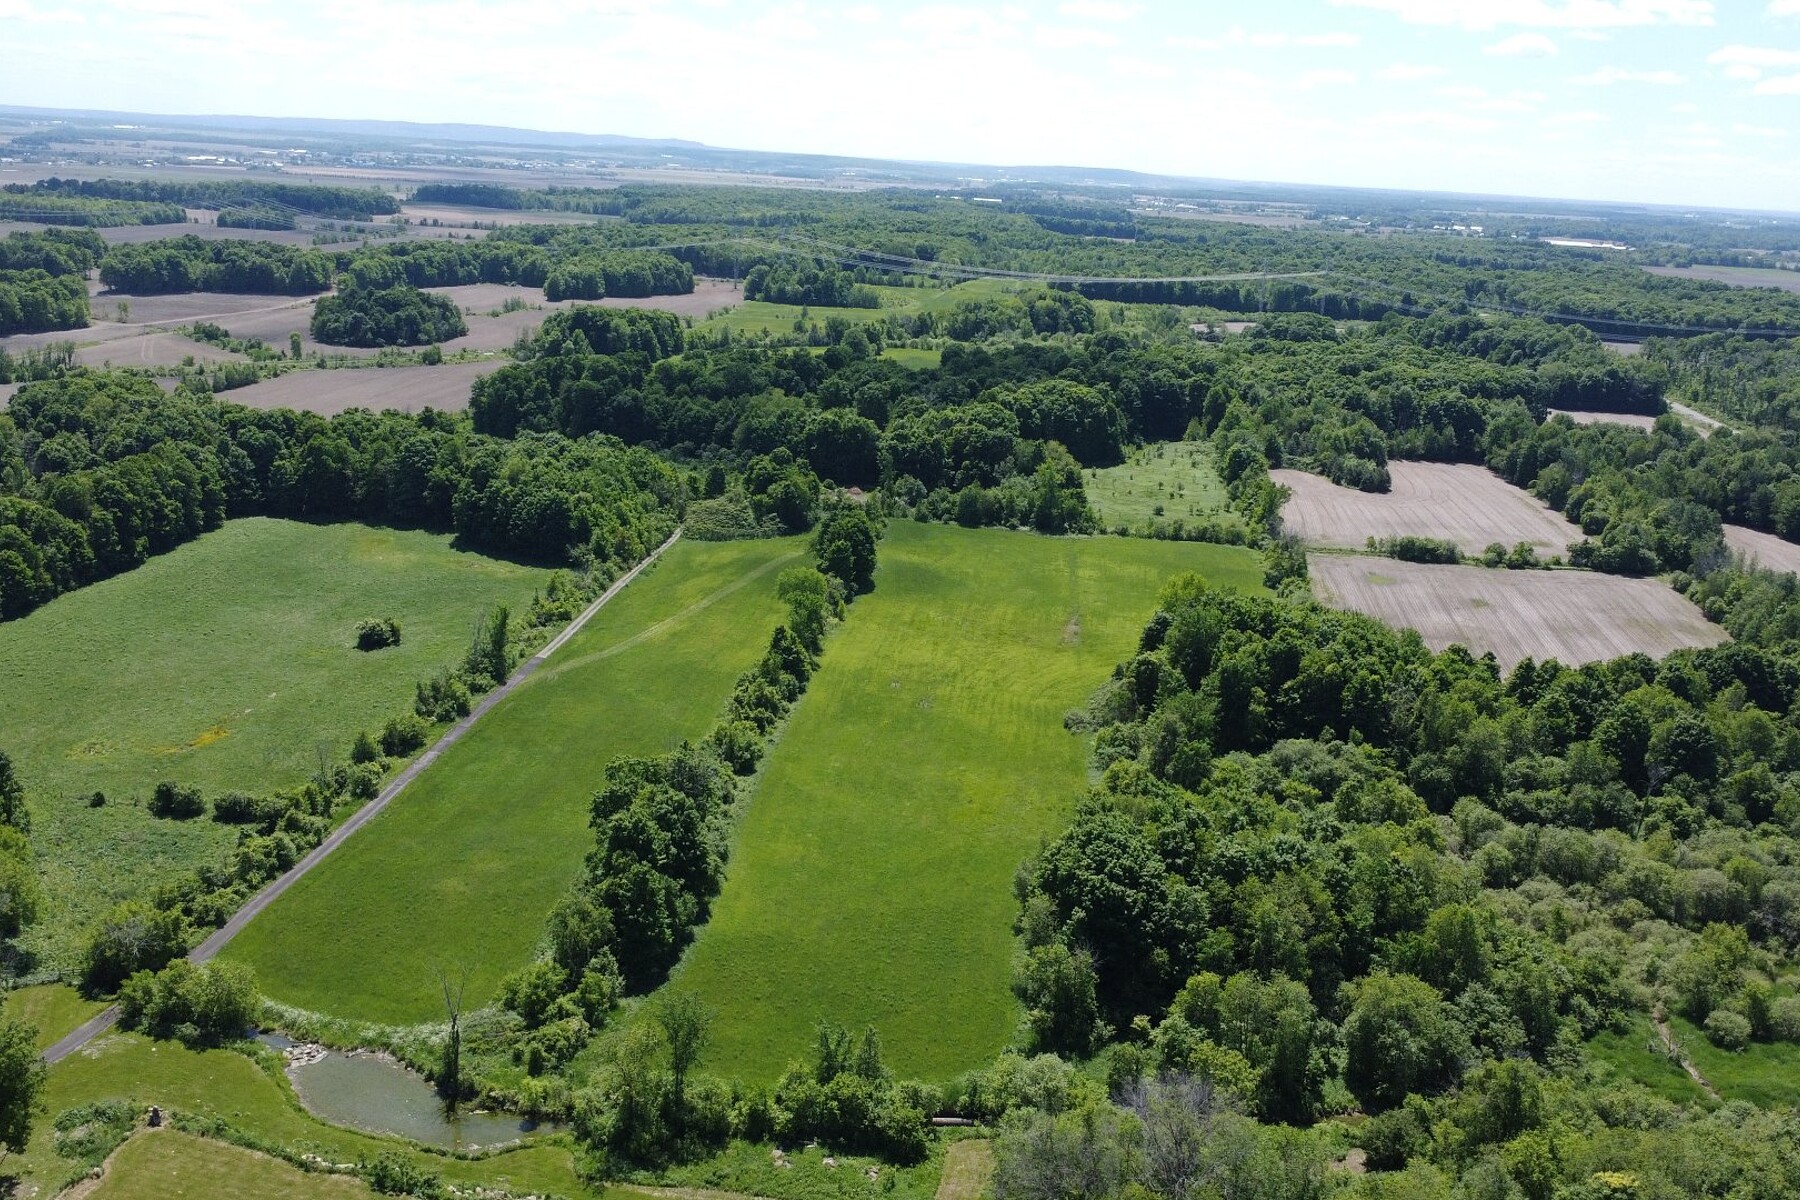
[
  {"left": 1330, "top": 0, "right": 1713, "bottom": 30},
  {"left": 1034, "top": 23, "right": 1119, "bottom": 48},
  {"left": 1669, "top": 100, "right": 1701, "bottom": 111},
  {"left": 1573, "top": 65, "right": 1688, "bottom": 83},
  {"left": 1734, "top": 122, "right": 1790, "bottom": 137},
  {"left": 1106, "top": 53, "right": 1175, "bottom": 79},
  {"left": 1056, "top": 0, "right": 1141, "bottom": 21},
  {"left": 1377, "top": 61, "right": 1450, "bottom": 80},
  {"left": 1754, "top": 72, "right": 1800, "bottom": 92},
  {"left": 1706, "top": 44, "right": 1800, "bottom": 83},
  {"left": 1541, "top": 109, "right": 1610, "bottom": 125},
  {"left": 1485, "top": 32, "right": 1558, "bottom": 54},
  {"left": 1299, "top": 31, "right": 1362, "bottom": 46},
  {"left": 1771, "top": 0, "right": 1800, "bottom": 14},
  {"left": 1297, "top": 68, "right": 1359, "bottom": 88}
]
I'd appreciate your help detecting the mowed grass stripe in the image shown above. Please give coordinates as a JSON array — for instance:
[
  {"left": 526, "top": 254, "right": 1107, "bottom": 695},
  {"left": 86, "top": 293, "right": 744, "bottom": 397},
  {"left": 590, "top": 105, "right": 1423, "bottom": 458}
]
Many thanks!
[
  {"left": 668, "top": 523, "right": 1265, "bottom": 1083},
  {"left": 227, "top": 537, "right": 803, "bottom": 1024},
  {"left": 0, "top": 518, "right": 552, "bottom": 963}
]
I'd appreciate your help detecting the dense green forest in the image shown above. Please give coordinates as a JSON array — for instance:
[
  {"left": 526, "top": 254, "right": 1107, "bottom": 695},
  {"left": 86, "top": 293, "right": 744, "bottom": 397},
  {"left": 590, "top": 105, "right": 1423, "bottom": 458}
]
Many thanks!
[
  {"left": 98, "top": 235, "right": 333, "bottom": 295},
  {"left": 309, "top": 283, "right": 466, "bottom": 347}
]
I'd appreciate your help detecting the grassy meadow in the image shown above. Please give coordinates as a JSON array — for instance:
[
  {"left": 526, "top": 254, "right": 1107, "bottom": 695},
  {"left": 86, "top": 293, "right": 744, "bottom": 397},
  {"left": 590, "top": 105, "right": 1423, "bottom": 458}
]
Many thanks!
[
  {"left": 227, "top": 537, "right": 805, "bottom": 1024},
  {"left": 0, "top": 518, "right": 552, "bottom": 962},
  {"left": 10, "top": 1032, "right": 593, "bottom": 1199},
  {"left": 89, "top": 1132, "right": 378, "bottom": 1200},
  {"left": 1669, "top": 1014, "right": 1800, "bottom": 1107},
  {"left": 2, "top": 983, "right": 107, "bottom": 1051},
  {"left": 665, "top": 522, "right": 1265, "bottom": 1083},
  {"left": 1085, "top": 441, "right": 1243, "bottom": 533},
  {"left": 693, "top": 278, "right": 1026, "bottom": 340},
  {"left": 1584, "top": 1016, "right": 1712, "bottom": 1107}
]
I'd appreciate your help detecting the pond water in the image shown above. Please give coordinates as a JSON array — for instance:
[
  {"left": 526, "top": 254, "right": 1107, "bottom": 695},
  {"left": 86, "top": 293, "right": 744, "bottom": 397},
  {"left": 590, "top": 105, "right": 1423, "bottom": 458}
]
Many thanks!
[{"left": 258, "top": 1035, "right": 555, "bottom": 1149}]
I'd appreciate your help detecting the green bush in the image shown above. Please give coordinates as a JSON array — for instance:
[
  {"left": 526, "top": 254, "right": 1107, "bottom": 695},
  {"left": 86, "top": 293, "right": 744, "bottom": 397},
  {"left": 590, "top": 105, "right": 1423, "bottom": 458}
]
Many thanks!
[
  {"left": 147, "top": 781, "right": 205, "bottom": 820},
  {"left": 80, "top": 900, "right": 188, "bottom": 994},
  {"left": 118, "top": 959, "right": 258, "bottom": 1045},
  {"left": 1704, "top": 1008, "right": 1752, "bottom": 1050},
  {"left": 380, "top": 714, "right": 430, "bottom": 757},
  {"left": 415, "top": 669, "right": 473, "bottom": 722},
  {"left": 355, "top": 617, "right": 401, "bottom": 651}
]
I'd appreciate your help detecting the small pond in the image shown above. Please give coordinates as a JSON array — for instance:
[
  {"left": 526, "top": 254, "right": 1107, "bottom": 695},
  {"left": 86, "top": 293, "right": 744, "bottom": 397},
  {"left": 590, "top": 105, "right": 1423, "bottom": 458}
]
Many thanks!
[{"left": 258, "top": 1034, "right": 555, "bottom": 1150}]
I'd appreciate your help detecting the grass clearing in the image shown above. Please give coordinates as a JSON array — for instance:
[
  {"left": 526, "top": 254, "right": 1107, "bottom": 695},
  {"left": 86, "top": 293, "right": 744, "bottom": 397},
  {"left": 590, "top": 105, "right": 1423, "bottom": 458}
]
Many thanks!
[
  {"left": 0, "top": 518, "right": 551, "bottom": 963},
  {"left": 1669, "top": 1015, "right": 1800, "bottom": 1108},
  {"left": 1585, "top": 1016, "right": 1711, "bottom": 1106},
  {"left": 12, "top": 1032, "right": 592, "bottom": 1198},
  {"left": 693, "top": 279, "right": 1028, "bottom": 340},
  {"left": 1085, "top": 441, "right": 1243, "bottom": 533},
  {"left": 1308, "top": 554, "right": 1728, "bottom": 671},
  {"left": 88, "top": 1130, "right": 376, "bottom": 1200},
  {"left": 667, "top": 523, "right": 1265, "bottom": 1083},
  {"left": 1274, "top": 461, "right": 1581, "bottom": 557},
  {"left": 934, "top": 1139, "right": 995, "bottom": 1200},
  {"left": 228, "top": 537, "right": 804, "bottom": 1024},
  {"left": 2, "top": 984, "right": 107, "bottom": 1050}
]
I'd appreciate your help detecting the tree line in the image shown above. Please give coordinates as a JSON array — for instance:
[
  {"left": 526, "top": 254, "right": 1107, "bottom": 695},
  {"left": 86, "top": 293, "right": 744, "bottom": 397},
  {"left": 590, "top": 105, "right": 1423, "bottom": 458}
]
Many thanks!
[
  {"left": 0, "top": 371, "right": 683, "bottom": 621},
  {"left": 15, "top": 177, "right": 400, "bottom": 221}
]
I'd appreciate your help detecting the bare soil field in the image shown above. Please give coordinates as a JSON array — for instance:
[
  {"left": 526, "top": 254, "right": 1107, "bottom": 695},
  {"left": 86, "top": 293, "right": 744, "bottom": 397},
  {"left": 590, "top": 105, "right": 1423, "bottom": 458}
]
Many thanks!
[
  {"left": 224, "top": 360, "right": 499, "bottom": 414},
  {"left": 1724, "top": 525, "right": 1800, "bottom": 576},
  {"left": 1275, "top": 462, "right": 1581, "bottom": 556},
  {"left": 1645, "top": 265, "right": 1800, "bottom": 294},
  {"left": 1548, "top": 406, "right": 1720, "bottom": 437},
  {"left": 425, "top": 279, "right": 744, "bottom": 352},
  {"left": 73, "top": 331, "right": 245, "bottom": 369},
  {"left": 1309, "top": 555, "right": 1728, "bottom": 670},
  {"left": 1602, "top": 340, "right": 1644, "bottom": 357},
  {"left": 1548, "top": 409, "right": 1659, "bottom": 431},
  {"left": 90, "top": 291, "right": 315, "bottom": 326},
  {"left": 402, "top": 203, "right": 604, "bottom": 228},
  {"left": 0, "top": 383, "right": 18, "bottom": 407}
]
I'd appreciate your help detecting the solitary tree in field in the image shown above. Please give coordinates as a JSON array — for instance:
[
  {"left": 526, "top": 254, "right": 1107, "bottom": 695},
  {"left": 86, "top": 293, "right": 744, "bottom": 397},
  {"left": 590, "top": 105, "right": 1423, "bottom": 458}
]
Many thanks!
[
  {"left": 655, "top": 992, "right": 713, "bottom": 1120},
  {"left": 437, "top": 967, "right": 469, "bottom": 1112}
]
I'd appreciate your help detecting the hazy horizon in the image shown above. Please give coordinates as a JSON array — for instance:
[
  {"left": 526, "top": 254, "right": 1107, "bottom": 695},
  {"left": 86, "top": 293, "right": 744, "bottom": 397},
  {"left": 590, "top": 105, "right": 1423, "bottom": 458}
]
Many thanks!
[{"left": 7, "top": 0, "right": 1800, "bottom": 210}]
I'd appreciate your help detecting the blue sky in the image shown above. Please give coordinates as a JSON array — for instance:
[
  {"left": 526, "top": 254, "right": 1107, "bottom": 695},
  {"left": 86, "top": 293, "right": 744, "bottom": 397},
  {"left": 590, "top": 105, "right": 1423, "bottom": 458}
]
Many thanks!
[{"left": 5, "top": 0, "right": 1800, "bottom": 209}]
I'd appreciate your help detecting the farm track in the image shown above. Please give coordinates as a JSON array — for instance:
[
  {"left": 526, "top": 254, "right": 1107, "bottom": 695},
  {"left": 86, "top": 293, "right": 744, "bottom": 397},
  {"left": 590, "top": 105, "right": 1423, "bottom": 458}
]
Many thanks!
[{"left": 40, "top": 528, "right": 683, "bottom": 1066}]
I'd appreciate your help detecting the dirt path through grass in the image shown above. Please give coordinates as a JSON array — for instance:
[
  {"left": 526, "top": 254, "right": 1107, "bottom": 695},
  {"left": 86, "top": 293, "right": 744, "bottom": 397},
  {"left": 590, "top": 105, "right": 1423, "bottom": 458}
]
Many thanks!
[
  {"left": 1654, "top": 1009, "right": 1721, "bottom": 1100},
  {"left": 43, "top": 531, "right": 681, "bottom": 1064}
]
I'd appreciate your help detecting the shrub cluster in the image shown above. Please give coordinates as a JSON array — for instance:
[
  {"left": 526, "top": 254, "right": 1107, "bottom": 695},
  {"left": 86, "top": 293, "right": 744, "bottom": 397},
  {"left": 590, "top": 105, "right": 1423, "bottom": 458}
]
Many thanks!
[
  {"left": 118, "top": 959, "right": 258, "bottom": 1046},
  {"left": 355, "top": 616, "right": 401, "bottom": 651}
]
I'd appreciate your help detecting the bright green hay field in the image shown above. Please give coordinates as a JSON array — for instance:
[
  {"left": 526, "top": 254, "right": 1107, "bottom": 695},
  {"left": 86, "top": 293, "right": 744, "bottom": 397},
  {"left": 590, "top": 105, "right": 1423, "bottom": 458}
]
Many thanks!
[
  {"left": 0, "top": 518, "right": 552, "bottom": 962},
  {"left": 12, "top": 1032, "right": 593, "bottom": 1198},
  {"left": 90, "top": 1131, "right": 377, "bottom": 1200},
  {"left": 665, "top": 522, "right": 1265, "bottom": 1083},
  {"left": 1085, "top": 442, "right": 1243, "bottom": 534},
  {"left": 227, "top": 537, "right": 804, "bottom": 1025}
]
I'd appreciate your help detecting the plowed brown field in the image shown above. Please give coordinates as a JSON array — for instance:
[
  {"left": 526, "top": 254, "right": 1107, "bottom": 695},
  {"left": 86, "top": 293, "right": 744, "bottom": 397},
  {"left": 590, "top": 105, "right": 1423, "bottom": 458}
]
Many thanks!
[
  {"left": 1309, "top": 555, "right": 1727, "bottom": 669},
  {"left": 1274, "top": 462, "right": 1581, "bottom": 556}
]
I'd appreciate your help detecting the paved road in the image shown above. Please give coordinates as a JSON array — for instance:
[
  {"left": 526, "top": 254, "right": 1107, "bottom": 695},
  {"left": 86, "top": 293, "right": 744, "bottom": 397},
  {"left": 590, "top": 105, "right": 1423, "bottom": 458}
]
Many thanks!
[{"left": 41, "top": 529, "right": 683, "bottom": 1065}]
